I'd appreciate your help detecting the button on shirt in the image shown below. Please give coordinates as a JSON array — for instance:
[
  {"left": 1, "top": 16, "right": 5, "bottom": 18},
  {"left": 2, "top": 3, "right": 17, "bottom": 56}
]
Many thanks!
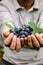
[{"left": 0, "top": 0, "right": 43, "bottom": 65}]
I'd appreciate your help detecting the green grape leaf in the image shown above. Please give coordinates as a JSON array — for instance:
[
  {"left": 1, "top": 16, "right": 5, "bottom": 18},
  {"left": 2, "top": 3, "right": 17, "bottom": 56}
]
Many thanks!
[
  {"left": 6, "top": 23, "right": 14, "bottom": 30},
  {"left": 29, "top": 22, "right": 43, "bottom": 34},
  {"left": 36, "top": 27, "right": 43, "bottom": 34}
]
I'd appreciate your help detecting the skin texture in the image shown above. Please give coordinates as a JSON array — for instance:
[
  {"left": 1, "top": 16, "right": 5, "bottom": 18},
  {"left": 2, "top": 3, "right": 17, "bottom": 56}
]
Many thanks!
[
  {"left": 10, "top": 35, "right": 17, "bottom": 50},
  {"left": 27, "top": 35, "right": 34, "bottom": 48},
  {"left": 3, "top": 0, "right": 43, "bottom": 52},
  {"left": 3, "top": 29, "right": 43, "bottom": 52}
]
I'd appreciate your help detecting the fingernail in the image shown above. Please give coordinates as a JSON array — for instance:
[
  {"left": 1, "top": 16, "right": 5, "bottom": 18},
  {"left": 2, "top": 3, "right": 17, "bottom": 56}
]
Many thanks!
[
  {"left": 35, "top": 33, "right": 39, "bottom": 35},
  {"left": 25, "top": 37, "right": 27, "bottom": 40},
  {"left": 10, "top": 33, "right": 14, "bottom": 37}
]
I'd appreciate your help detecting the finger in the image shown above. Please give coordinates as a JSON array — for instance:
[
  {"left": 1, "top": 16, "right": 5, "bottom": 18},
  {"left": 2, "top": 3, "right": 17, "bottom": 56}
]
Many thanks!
[
  {"left": 35, "top": 33, "right": 43, "bottom": 46},
  {"left": 3, "top": 29, "right": 10, "bottom": 37},
  {"left": 24, "top": 37, "right": 28, "bottom": 46},
  {"left": 20, "top": 38, "right": 24, "bottom": 46},
  {"left": 40, "top": 33, "right": 43, "bottom": 38},
  {"left": 25, "top": 37, "right": 27, "bottom": 41},
  {"left": 27, "top": 35, "right": 33, "bottom": 48},
  {"left": 10, "top": 35, "right": 17, "bottom": 50},
  {"left": 16, "top": 38, "right": 21, "bottom": 52},
  {"left": 4, "top": 33, "right": 14, "bottom": 45},
  {"left": 31, "top": 34, "right": 40, "bottom": 48}
]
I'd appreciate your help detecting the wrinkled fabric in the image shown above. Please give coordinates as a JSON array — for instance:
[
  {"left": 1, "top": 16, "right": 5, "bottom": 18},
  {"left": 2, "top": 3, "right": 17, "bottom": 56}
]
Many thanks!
[{"left": 0, "top": 0, "right": 43, "bottom": 65}]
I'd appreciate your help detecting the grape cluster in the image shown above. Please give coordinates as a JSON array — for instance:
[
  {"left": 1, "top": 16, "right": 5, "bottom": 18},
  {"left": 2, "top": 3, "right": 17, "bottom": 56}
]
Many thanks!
[{"left": 10, "top": 25, "right": 33, "bottom": 38}]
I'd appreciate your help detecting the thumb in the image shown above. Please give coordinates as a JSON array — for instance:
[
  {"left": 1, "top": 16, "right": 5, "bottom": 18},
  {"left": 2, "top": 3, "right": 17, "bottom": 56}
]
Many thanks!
[{"left": 3, "top": 29, "right": 10, "bottom": 37}]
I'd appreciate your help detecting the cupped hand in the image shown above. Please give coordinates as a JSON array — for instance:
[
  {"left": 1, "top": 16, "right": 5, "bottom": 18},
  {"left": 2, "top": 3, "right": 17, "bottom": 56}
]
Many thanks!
[{"left": 27, "top": 33, "right": 43, "bottom": 49}]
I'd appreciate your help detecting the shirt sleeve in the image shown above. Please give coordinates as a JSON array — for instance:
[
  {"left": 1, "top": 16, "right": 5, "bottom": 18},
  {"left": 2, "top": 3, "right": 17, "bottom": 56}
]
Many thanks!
[
  {"left": 37, "top": 10, "right": 43, "bottom": 28},
  {"left": 0, "top": 3, "right": 14, "bottom": 38}
]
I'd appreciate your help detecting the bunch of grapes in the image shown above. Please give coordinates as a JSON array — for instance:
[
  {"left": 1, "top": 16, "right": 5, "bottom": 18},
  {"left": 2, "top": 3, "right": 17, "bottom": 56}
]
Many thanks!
[{"left": 10, "top": 25, "right": 33, "bottom": 38}]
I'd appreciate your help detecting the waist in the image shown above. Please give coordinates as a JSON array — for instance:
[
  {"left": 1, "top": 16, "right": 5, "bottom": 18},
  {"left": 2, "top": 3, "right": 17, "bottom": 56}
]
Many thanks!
[{"left": 3, "top": 46, "right": 39, "bottom": 64}]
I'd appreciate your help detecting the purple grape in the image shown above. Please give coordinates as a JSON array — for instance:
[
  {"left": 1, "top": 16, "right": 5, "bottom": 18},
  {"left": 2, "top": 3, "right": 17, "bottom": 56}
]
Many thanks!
[
  {"left": 28, "top": 32, "right": 32, "bottom": 35},
  {"left": 26, "top": 26, "right": 33, "bottom": 31},
  {"left": 19, "top": 30, "right": 25, "bottom": 35},
  {"left": 18, "top": 31, "right": 29, "bottom": 38},
  {"left": 14, "top": 28, "right": 22, "bottom": 33},
  {"left": 28, "top": 26, "right": 33, "bottom": 31},
  {"left": 19, "top": 34, "right": 26, "bottom": 38},
  {"left": 24, "top": 28, "right": 30, "bottom": 33},
  {"left": 10, "top": 29, "right": 18, "bottom": 36},
  {"left": 23, "top": 31, "right": 29, "bottom": 37},
  {"left": 21, "top": 34, "right": 26, "bottom": 38}
]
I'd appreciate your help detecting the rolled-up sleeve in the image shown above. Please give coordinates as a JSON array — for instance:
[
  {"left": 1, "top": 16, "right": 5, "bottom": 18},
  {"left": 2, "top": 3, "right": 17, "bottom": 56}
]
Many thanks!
[{"left": 0, "top": 3, "right": 14, "bottom": 37}]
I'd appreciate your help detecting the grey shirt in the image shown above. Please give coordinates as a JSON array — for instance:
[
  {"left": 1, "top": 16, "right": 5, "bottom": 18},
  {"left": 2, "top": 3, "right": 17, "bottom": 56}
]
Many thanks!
[{"left": 0, "top": 0, "right": 43, "bottom": 65}]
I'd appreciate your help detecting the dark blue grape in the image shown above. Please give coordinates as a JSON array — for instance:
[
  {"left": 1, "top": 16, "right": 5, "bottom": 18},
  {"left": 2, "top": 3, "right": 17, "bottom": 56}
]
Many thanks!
[
  {"left": 24, "top": 28, "right": 31, "bottom": 33},
  {"left": 20, "top": 30, "right": 24, "bottom": 35},
  {"left": 28, "top": 32, "right": 32, "bottom": 35},
  {"left": 26, "top": 26, "right": 33, "bottom": 31},
  {"left": 18, "top": 35, "right": 21, "bottom": 38},
  {"left": 19, "top": 30, "right": 25, "bottom": 35},
  {"left": 18, "top": 35, "right": 23, "bottom": 38},
  {"left": 10, "top": 28, "right": 23, "bottom": 37},
  {"left": 18, "top": 30, "right": 29, "bottom": 38},
  {"left": 10, "top": 29, "right": 18, "bottom": 36},
  {"left": 23, "top": 31, "right": 29, "bottom": 37},
  {"left": 14, "top": 28, "right": 22, "bottom": 33},
  {"left": 19, "top": 34, "right": 26, "bottom": 38},
  {"left": 18, "top": 30, "right": 26, "bottom": 38},
  {"left": 28, "top": 26, "right": 33, "bottom": 31},
  {"left": 13, "top": 31, "right": 16, "bottom": 35},
  {"left": 21, "top": 34, "right": 26, "bottom": 38}
]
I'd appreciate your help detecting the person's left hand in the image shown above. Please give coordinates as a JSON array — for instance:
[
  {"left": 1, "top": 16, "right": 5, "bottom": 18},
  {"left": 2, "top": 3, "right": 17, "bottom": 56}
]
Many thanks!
[{"left": 26, "top": 33, "right": 43, "bottom": 49}]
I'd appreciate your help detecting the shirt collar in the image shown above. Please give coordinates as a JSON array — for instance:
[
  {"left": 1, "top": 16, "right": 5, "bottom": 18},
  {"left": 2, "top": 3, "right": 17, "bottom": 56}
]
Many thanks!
[{"left": 13, "top": 0, "right": 39, "bottom": 11}]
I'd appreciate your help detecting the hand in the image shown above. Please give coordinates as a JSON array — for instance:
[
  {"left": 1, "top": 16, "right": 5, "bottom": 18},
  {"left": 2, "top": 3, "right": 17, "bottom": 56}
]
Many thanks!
[
  {"left": 3, "top": 29, "right": 21, "bottom": 52},
  {"left": 20, "top": 36, "right": 34, "bottom": 48},
  {"left": 20, "top": 35, "right": 35, "bottom": 49},
  {"left": 27, "top": 33, "right": 43, "bottom": 49},
  {"left": 35, "top": 33, "right": 43, "bottom": 46},
  {"left": 10, "top": 36, "right": 21, "bottom": 52},
  {"left": 31, "top": 34, "right": 40, "bottom": 49},
  {"left": 3, "top": 29, "right": 14, "bottom": 46}
]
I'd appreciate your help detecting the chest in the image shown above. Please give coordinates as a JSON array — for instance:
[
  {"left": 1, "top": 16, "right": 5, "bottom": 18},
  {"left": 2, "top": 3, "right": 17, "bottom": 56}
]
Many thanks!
[{"left": 13, "top": 10, "right": 40, "bottom": 28}]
